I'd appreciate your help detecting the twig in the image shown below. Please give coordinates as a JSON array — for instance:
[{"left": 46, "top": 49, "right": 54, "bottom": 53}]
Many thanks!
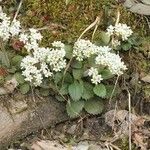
[
  {"left": 115, "top": 9, "right": 120, "bottom": 26},
  {"left": 91, "top": 23, "right": 99, "bottom": 42},
  {"left": 109, "top": 143, "right": 122, "bottom": 150},
  {"left": 127, "top": 89, "right": 132, "bottom": 150},
  {"left": 109, "top": 75, "right": 119, "bottom": 105},
  {"left": 144, "top": 16, "right": 150, "bottom": 30},
  {"left": 112, "top": 101, "right": 118, "bottom": 132},
  {"left": 13, "top": 0, "right": 23, "bottom": 21},
  {"left": 78, "top": 16, "right": 100, "bottom": 40}
]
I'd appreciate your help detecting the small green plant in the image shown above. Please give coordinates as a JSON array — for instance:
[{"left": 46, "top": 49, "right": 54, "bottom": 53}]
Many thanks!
[{"left": 0, "top": 3, "right": 136, "bottom": 118}]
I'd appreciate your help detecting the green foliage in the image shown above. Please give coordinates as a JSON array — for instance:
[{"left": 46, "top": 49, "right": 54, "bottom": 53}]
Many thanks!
[
  {"left": 120, "top": 35, "right": 142, "bottom": 51},
  {"left": 19, "top": 83, "right": 30, "bottom": 94},
  {"left": 100, "top": 31, "right": 110, "bottom": 45},
  {"left": 54, "top": 72, "right": 63, "bottom": 84},
  {"left": 59, "top": 83, "right": 69, "bottom": 95},
  {"left": 65, "top": 45, "right": 73, "bottom": 59},
  {"left": 0, "top": 51, "right": 10, "bottom": 68},
  {"left": 0, "top": 76, "right": 5, "bottom": 85},
  {"left": 14, "top": 72, "right": 25, "bottom": 84},
  {"left": 72, "top": 69, "right": 83, "bottom": 80},
  {"left": 39, "top": 88, "right": 50, "bottom": 96},
  {"left": 71, "top": 60, "right": 83, "bottom": 69},
  {"left": 82, "top": 82, "right": 94, "bottom": 100},
  {"left": 101, "top": 69, "right": 113, "bottom": 79},
  {"left": 68, "top": 81, "right": 83, "bottom": 101},
  {"left": 66, "top": 100, "right": 84, "bottom": 118},
  {"left": 93, "top": 84, "right": 106, "bottom": 98},
  {"left": 11, "top": 55, "right": 23, "bottom": 67},
  {"left": 84, "top": 99, "right": 104, "bottom": 115},
  {"left": 0, "top": 0, "right": 135, "bottom": 119}
]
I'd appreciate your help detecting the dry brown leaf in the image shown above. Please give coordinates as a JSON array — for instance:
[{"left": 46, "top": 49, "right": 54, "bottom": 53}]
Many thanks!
[
  {"left": 0, "top": 78, "right": 18, "bottom": 95},
  {"left": 132, "top": 132, "right": 147, "bottom": 150},
  {"left": 0, "top": 67, "right": 8, "bottom": 76},
  {"left": 4, "top": 78, "right": 18, "bottom": 93},
  {"left": 133, "top": 117, "right": 145, "bottom": 127}
]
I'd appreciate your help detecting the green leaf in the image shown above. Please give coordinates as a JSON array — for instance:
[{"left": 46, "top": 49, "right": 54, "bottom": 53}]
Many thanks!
[
  {"left": 0, "top": 76, "right": 5, "bottom": 84},
  {"left": 64, "top": 72, "right": 73, "bottom": 83},
  {"left": 39, "top": 88, "right": 50, "bottom": 96},
  {"left": 7, "top": 66, "right": 17, "bottom": 73},
  {"left": 68, "top": 81, "right": 83, "bottom": 101},
  {"left": 54, "top": 72, "right": 63, "bottom": 84},
  {"left": 88, "top": 56, "right": 96, "bottom": 67},
  {"left": 20, "top": 83, "right": 30, "bottom": 94},
  {"left": 84, "top": 99, "right": 104, "bottom": 115},
  {"left": 101, "top": 69, "right": 113, "bottom": 79},
  {"left": 93, "top": 84, "right": 106, "bottom": 98},
  {"left": 0, "top": 51, "right": 10, "bottom": 68},
  {"left": 71, "top": 60, "right": 83, "bottom": 69},
  {"left": 5, "top": 74, "right": 13, "bottom": 81},
  {"left": 122, "top": 42, "right": 132, "bottom": 51},
  {"left": 82, "top": 82, "right": 94, "bottom": 100},
  {"left": 72, "top": 69, "right": 83, "bottom": 80},
  {"left": 100, "top": 31, "right": 110, "bottom": 45},
  {"left": 60, "top": 83, "right": 69, "bottom": 95},
  {"left": 66, "top": 100, "right": 84, "bottom": 118},
  {"left": 14, "top": 72, "right": 25, "bottom": 84},
  {"left": 11, "top": 55, "right": 23, "bottom": 66},
  {"left": 65, "top": 45, "right": 73, "bottom": 59}
]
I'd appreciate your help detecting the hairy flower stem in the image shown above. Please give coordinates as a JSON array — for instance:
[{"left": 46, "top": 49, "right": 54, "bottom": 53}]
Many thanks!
[
  {"left": 61, "top": 56, "right": 73, "bottom": 87},
  {"left": 0, "top": 39, "right": 10, "bottom": 68}
]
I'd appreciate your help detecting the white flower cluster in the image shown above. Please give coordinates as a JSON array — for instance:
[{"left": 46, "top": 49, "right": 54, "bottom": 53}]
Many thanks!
[
  {"left": 0, "top": 11, "right": 21, "bottom": 40},
  {"left": 88, "top": 67, "right": 103, "bottom": 84},
  {"left": 73, "top": 39, "right": 98, "bottom": 61},
  {"left": 19, "top": 28, "right": 43, "bottom": 52},
  {"left": 95, "top": 47, "right": 127, "bottom": 75},
  {"left": 20, "top": 31, "right": 66, "bottom": 86},
  {"left": 73, "top": 39, "right": 127, "bottom": 84},
  {"left": 106, "top": 23, "right": 133, "bottom": 41}
]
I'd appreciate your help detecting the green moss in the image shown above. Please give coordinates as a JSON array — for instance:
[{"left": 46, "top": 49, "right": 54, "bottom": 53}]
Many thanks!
[{"left": 2, "top": 0, "right": 147, "bottom": 45}]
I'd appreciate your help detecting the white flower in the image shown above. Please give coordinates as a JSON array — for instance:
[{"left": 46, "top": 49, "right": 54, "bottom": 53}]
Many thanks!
[
  {"left": 88, "top": 67, "right": 103, "bottom": 85},
  {"left": 10, "top": 19, "right": 21, "bottom": 36},
  {"left": 24, "top": 41, "right": 39, "bottom": 52},
  {"left": 21, "top": 40, "right": 66, "bottom": 86},
  {"left": 40, "top": 62, "right": 52, "bottom": 77},
  {"left": 95, "top": 51, "right": 127, "bottom": 75},
  {"left": 19, "top": 33, "right": 28, "bottom": 43},
  {"left": 115, "top": 23, "right": 133, "bottom": 41},
  {"left": 0, "top": 12, "right": 10, "bottom": 40},
  {"left": 0, "top": 11, "right": 21, "bottom": 40},
  {"left": 29, "top": 28, "right": 43, "bottom": 41},
  {"left": 106, "top": 23, "right": 133, "bottom": 41},
  {"left": 91, "top": 74, "right": 103, "bottom": 85},
  {"left": 88, "top": 67, "right": 98, "bottom": 77},
  {"left": 73, "top": 39, "right": 97, "bottom": 61},
  {"left": 52, "top": 41, "right": 64, "bottom": 48},
  {"left": 106, "top": 25, "right": 114, "bottom": 36},
  {"left": 112, "top": 39, "right": 121, "bottom": 48}
]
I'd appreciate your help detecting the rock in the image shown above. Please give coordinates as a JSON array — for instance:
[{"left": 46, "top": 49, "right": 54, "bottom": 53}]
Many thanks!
[
  {"left": 31, "top": 140, "right": 67, "bottom": 150},
  {"left": 116, "top": 0, "right": 150, "bottom": 15},
  {"left": 141, "top": 75, "right": 150, "bottom": 83},
  {"left": 73, "top": 141, "right": 89, "bottom": 150},
  {"left": 88, "top": 144, "right": 103, "bottom": 150}
]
